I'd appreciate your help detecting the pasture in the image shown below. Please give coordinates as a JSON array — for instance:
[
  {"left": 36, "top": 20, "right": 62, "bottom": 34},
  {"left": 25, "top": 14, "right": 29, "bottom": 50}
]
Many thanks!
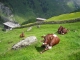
[
  {"left": 47, "top": 12, "right": 80, "bottom": 21},
  {"left": 0, "top": 22, "right": 80, "bottom": 60}
]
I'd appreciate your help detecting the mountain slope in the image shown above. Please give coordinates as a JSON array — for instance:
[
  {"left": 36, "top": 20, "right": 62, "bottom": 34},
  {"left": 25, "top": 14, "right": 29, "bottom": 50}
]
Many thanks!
[{"left": 0, "top": 0, "right": 80, "bottom": 24}]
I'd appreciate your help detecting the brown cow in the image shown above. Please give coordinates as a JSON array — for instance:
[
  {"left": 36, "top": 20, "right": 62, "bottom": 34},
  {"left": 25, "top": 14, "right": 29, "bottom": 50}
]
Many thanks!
[
  {"left": 61, "top": 28, "right": 68, "bottom": 34},
  {"left": 58, "top": 26, "right": 68, "bottom": 34},
  {"left": 40, "top": 34, "right": 60, "bottom": 53},
  {"left": 20, "top": 32, "right": 25, "bottom": 38},
  {"left": 58, "top": 26, "right": 63, "bottom": 34}
]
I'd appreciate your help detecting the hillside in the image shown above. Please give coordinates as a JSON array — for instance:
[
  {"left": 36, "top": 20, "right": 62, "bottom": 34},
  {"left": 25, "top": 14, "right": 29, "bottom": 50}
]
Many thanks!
[
  {"left": 20, "top": 12, "right": 80, "bottom": 28},
  {"left": 0, "top": 0, "right": 80, "bottom": 24},
  {"left": 72, "top": 8, "right": 80, "bottom": 12},
  {"left": 0, "top": 22, "right": 80, "bottom": 60},
  {"left": 0, "top": 10, "right": 80, "bottom": 60},
  {"left": 47, "top": 12, "right": 80, "bottom": 21}
]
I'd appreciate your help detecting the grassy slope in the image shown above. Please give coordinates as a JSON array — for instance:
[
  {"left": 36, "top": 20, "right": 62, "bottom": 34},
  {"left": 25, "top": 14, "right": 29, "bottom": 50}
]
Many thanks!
[
  {"left": 47, "top": 12, "right": 80, "bottom": 21},
  {"left": 0, "top": 12, "right": 80, "bottom": 60},
  {"left": 0, "top": 22, "right": 80, "bottom": 60}
]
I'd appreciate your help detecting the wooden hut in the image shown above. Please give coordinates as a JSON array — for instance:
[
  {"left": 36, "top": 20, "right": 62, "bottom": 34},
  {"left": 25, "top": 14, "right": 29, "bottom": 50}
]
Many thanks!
[
  {"left": 36, "top": 18, "right": 46, "bottom": 23},
  {"left": 3, "top": 22, "right": 20, "bottom": 31},
  {"left": 36, "top": 18, "right": 46, "bottom": 28}
]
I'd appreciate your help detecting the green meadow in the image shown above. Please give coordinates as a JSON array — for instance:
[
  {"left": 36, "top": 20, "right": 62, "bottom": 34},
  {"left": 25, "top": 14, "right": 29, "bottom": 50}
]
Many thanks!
[
  {"left": 0, "top": 21, "right": 80, "bottom": 60},
  {"left": 47, "top": 12, "right": 80, "bottom": 21},
  {"left": 0, "top": 12, "right": 80, "bottom": 60}
]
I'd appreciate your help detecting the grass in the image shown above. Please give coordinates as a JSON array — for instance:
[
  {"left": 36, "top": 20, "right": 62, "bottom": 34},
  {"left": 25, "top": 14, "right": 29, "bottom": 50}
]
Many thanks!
[
  {"left": 47, "top": 12, "right": 80, "bottom": 21},
  {"left": 0, "top": 22, "right": 80, "bottom": 60}
]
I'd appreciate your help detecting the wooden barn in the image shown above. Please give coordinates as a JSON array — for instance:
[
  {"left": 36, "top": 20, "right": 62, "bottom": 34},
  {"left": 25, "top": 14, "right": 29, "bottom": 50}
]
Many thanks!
[
  {"left": 36, "top": 18, "right": 46, "bottom": 23},
  {"left": 3, "top": 22, "right": 20, "bottom": 31},
  {"left": 36, "top": 18, "right": 46, "bottom": 28}
]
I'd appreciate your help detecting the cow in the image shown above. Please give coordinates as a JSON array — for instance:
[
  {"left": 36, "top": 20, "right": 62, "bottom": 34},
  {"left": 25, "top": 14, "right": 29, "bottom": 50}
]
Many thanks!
[
  {"left": 58, "top": 26, "right": 63, "bottom": 34},
  {"left": 58, "top": 26, "right": 68, "bottom": 35},
  {"left": 61, "top": 28, "right": 68, "bottom": 34},
  {"left": 40, "top": 34, "right": 60, "bottom": 53},
  {"left": 20, "top": 32, "right": 25, "bottom": 38}
]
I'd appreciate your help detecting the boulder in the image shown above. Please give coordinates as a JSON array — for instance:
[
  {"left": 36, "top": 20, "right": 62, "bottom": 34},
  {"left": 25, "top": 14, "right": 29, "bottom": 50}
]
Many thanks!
[
  {"left": 12, "top": 36, "right": 37, "bottom": 50},
  {"left": 27, "top": 27, "right": 32, "bottom": 31}
]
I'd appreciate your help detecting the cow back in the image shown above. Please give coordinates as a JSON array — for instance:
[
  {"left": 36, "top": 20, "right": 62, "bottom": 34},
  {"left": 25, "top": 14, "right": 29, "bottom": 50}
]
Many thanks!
[
  {"left": 43, "top": 34, "right": 60, "bottom": 46},
  {"left": 43, "top": 34, "right": 53, "bottom": 44},
  {"left": 62, "top": 28, "right": 68, "bottom": 34},
  {"left": 49, "top": 36, "right": 60, "bottom": 46}
]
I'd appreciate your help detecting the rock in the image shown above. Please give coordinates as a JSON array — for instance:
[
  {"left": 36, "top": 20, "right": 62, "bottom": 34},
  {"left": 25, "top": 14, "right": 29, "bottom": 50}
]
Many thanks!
[
  {"left": 12, "top": 36, "right": 37, "bottom": 50},
  {"left": 0, "top": 2, "right": 12, "bottom": 16},
  {"left": 27, "top": 27, "right": 32, "bottom": 31},
  {"left": 37, "top": 25, "right": 40, "bottom": 28}
]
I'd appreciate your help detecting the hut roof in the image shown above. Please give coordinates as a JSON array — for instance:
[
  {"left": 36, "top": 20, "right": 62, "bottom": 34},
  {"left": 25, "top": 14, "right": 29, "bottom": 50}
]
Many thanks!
[
  {"left": 36, "top": 18, "right": 46, "bottom": 21},
  {"left": 3, "top": 22, "right": 20, "bottom": 28}
]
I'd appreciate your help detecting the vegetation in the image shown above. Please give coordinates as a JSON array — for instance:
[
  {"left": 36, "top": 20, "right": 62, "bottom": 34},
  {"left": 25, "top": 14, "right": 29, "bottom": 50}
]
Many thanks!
[
  {"left": 72, "top": 8, "right": 80, "bottom": 13},
  {"left": 0, "top": 1, "right": 80, "bottom": 60},
  {"left": 47, "top": 12, "right": 80, "bottom": 21},
  {"left": 0, "top": 21, "right": 80, "bottom": 60},
  {"left": 1, "top": 0, "right": 79, "bottom": 24}
]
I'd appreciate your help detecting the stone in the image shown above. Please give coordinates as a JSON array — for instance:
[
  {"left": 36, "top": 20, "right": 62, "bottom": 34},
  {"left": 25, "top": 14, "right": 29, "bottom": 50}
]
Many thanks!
[{"left": 12, "top": 36, "right": 37, "bottom": 50}]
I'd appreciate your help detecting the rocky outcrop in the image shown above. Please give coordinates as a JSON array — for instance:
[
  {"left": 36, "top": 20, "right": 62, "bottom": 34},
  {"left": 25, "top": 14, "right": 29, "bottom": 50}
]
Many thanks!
[
  {"left": 12, "top": 36, "right": 37, "bottom": 50},
  {"left": 0, "top": 2, "right": 15, "bottom": 22},
  {"left": 0, "top": 2, "right": 12, "bottom": 16}
]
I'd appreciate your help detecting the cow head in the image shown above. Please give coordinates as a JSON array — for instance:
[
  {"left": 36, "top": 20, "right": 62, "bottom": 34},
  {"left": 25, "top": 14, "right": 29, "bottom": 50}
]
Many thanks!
[
  {"left": 41, "top": 35, "right": 48, "bottom": 48},
  {"left": 41, "top": 34, "right": 55, "bottom": 49},
  {"left": 61, "top": 28, "right": 68, "bottom": 35},
  {"left": 58, "top": 26, "right": 63, "bottom": 34}
]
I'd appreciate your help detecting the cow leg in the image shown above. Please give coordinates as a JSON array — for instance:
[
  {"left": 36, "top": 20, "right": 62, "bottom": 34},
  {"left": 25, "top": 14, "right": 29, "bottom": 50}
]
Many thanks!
[
  {"left": 40, "top": 48, "right": 49, "bottom": 54},
  {"left": 41, "top": 45, "right": 45, "bottom": 48},
  {"left": 62, "top": 33, "right": 64, "bottom": 35},
  {"left": 40, "top": 45, "right": 50, "bottom": 54}
]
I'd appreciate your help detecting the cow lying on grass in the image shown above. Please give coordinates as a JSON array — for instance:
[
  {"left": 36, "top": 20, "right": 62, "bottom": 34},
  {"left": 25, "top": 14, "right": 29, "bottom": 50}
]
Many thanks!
[
  {"left": 40, "top": 34, "right": 60, "bottom": 53},
  {"left": 20, "top": 32, "right": 25, "bottom": 38},
  {"left": 12, "top": 36, "right": 37, "bottom": 50},
  {"left": 58, "top": 26, "right": 68, "bottom": 35}
]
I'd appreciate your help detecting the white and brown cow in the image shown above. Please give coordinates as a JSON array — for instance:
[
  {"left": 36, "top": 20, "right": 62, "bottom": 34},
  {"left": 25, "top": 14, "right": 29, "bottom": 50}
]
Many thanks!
[
  {"left": 40, "top": 34, "right": 60, "bottom": 53},
  {"left": 58, "top": 26, "right": 68, "bottom": 35}
]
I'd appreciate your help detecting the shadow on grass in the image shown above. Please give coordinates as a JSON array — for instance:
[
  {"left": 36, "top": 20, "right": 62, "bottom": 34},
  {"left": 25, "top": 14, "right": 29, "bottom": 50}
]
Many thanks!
[{"left": 35, "top": 46, "right": 45, "bottom": 53}]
